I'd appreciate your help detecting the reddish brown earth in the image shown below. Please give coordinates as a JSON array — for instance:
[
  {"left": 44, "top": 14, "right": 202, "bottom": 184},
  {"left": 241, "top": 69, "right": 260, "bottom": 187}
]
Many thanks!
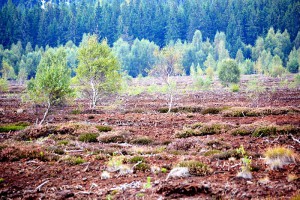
[{"left": 0, "top": 75, "right": 299, "bottom": 199}]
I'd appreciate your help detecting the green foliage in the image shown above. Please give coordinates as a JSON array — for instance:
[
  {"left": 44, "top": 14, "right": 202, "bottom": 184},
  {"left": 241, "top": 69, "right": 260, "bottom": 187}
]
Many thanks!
[
  {"left": 0, "top": 178, "right": 4, "bottom": 183},
  {"left": 128, "top": 156, "right": 144, "bottom": 163},
  {"left": 1, "top": 60, "right": 15, "bottom": 80},
  {"left": 178, "top": 160, "right": 211, "bottom": 176},
  {"left": 78, "top": 133, "right": 99, "bottom": 143},
  {"left": 287, "top": 48, "right": 299, "bottom": 73},
  {"left": 75, "top": 34, "right": 121, "bottom": 108},
  {"left": 218, "top": 59, "right": 240, "bottom": 86},
  {"left": 269, "top": 55, "right": 286, "bottom": 77},
  {"left": 96, "top": 125, "right": 112, "bottom": 132},
  {"left": 65, "top": 156, "right": 85, "bottom": 165},
  {"left": 161, "top": 168, "right": 168, "bottom": 173},
  {"left": 27, "top": 47, "right": 73, "bottom": 106},
  {"left": 143, "top": 177, "right": 152, "bottom": 189},
  {"left": 231, "top": 84, "right": 240, "bottom": 92},
  {"left": 0, "top": 78, "right": 8, "bottom": 92},
  {"left": 0, "top": 122, "right": 29, "bottom": 132}
]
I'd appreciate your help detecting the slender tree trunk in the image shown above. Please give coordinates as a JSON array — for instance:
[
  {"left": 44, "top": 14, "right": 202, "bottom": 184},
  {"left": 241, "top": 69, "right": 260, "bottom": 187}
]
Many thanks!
[
  {"left": 90, "top": 80, "right": 97, "bottom": 109},
  {"left": 39, "top": 100, "right": 51, "bottom": 125},
  {"left": 167, "top": 93, "right": 173, "bottom": 113}
]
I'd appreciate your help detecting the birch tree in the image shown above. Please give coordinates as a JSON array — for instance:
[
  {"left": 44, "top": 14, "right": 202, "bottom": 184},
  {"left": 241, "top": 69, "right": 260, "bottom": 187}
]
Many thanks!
[
  {"left": 27, "top": 47, "right": 73, "bottom": 125},
  {"left": 150, "top": 45, "right": 183, "bottom": 113},
  {"left": 75, "top": 34, "right": 121, "bottom": 108}
]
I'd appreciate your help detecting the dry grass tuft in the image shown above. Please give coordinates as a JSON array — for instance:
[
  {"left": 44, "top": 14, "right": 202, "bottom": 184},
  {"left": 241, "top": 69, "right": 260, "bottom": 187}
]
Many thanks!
[{"left": 264, "top": 146, "right": 297, "bottom": 169}]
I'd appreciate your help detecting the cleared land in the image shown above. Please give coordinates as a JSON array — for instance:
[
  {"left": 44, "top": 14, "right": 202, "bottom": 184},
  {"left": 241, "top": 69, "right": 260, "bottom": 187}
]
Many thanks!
[{"left": 0, "top": 75, "right": 299, "bottom": 199}]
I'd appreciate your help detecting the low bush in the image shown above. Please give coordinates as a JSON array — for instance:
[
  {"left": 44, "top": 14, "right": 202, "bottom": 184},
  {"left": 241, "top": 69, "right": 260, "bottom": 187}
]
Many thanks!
[
  {"left": 128, "top": 156, "right": 144, "bottom": 163},
  {"left": 201, "top": 107, "right": 222, "bottom": 115},
  {"left": 213, "top": 149, "right": 243, "bottom": 160},
  {"left": 98, "top": 131, "right": 130, "bottom": 143},
  {"left": 175, "top": 123, "right": 223, "bottom": 138},
  {"left": 177, "top": 160, "right": 212, "bottom": 176},
  {"left": 231, "top": 84, "right": 240, "bottom": 92},
  {"left": 130, "top": 136, "right": 153, "bottom": 145},
  {"left": 134, "top": 162, "right": 151, "bottom": 172},
  {"left": 252, "top": 126, "right": 277, "bottom": 137},
  {"left": 204, "top": 150, "right": 221, "bottom": 156},
  {"left": 96, "top": 125, "right": 112, "bottom": 132},
  {"left": 78, "top": 133, "right": 99, "bottom": 142},
  {"left": 157, "top": 106, "right": 202, "bottom": 113},
  {"left": 63, "top": 156, "right": 85, "bottom": 165}
]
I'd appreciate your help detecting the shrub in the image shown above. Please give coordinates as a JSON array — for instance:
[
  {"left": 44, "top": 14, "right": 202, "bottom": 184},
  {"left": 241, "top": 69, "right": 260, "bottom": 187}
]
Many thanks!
[
  {"left": 264, "top": 146, "right": 296, "bottom": 169},
  {"left": 64, "top": 156, "right": 85, "bottom": 165},
  {"left": 177, "top": 160, "right": 212, "bottom": 176},
  {"left": 130, "top": 136, "right": 153, "bottom": 145},
  {"left": 231, "top": 126, "right": 253, "bottom": 136},
  {"left": 231, "top": 84, "right": 240, "bottom": 92},
  {"left": 175, "top": 123, "right": 223, "bottom": 138},
  {"left": 218, "top": 59, "right": 240, "bottom": 86},
  {"left": 78, "top": 133, "right": 99, "bottom": 142},
  {"left": 96, "top": 125, "right": 112, "bottom": 132}
]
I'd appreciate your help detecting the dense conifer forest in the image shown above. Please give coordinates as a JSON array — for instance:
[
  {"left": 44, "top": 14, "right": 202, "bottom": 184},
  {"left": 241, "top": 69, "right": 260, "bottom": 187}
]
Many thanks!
[{"left": 0, "top": 0, "right": 299, "bottom": 78}]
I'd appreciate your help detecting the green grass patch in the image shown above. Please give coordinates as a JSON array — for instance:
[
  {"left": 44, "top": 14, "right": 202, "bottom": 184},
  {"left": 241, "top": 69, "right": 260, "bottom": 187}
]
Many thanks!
[{"left": 0, "top": 122, "right": 30, "bottom": 133}]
